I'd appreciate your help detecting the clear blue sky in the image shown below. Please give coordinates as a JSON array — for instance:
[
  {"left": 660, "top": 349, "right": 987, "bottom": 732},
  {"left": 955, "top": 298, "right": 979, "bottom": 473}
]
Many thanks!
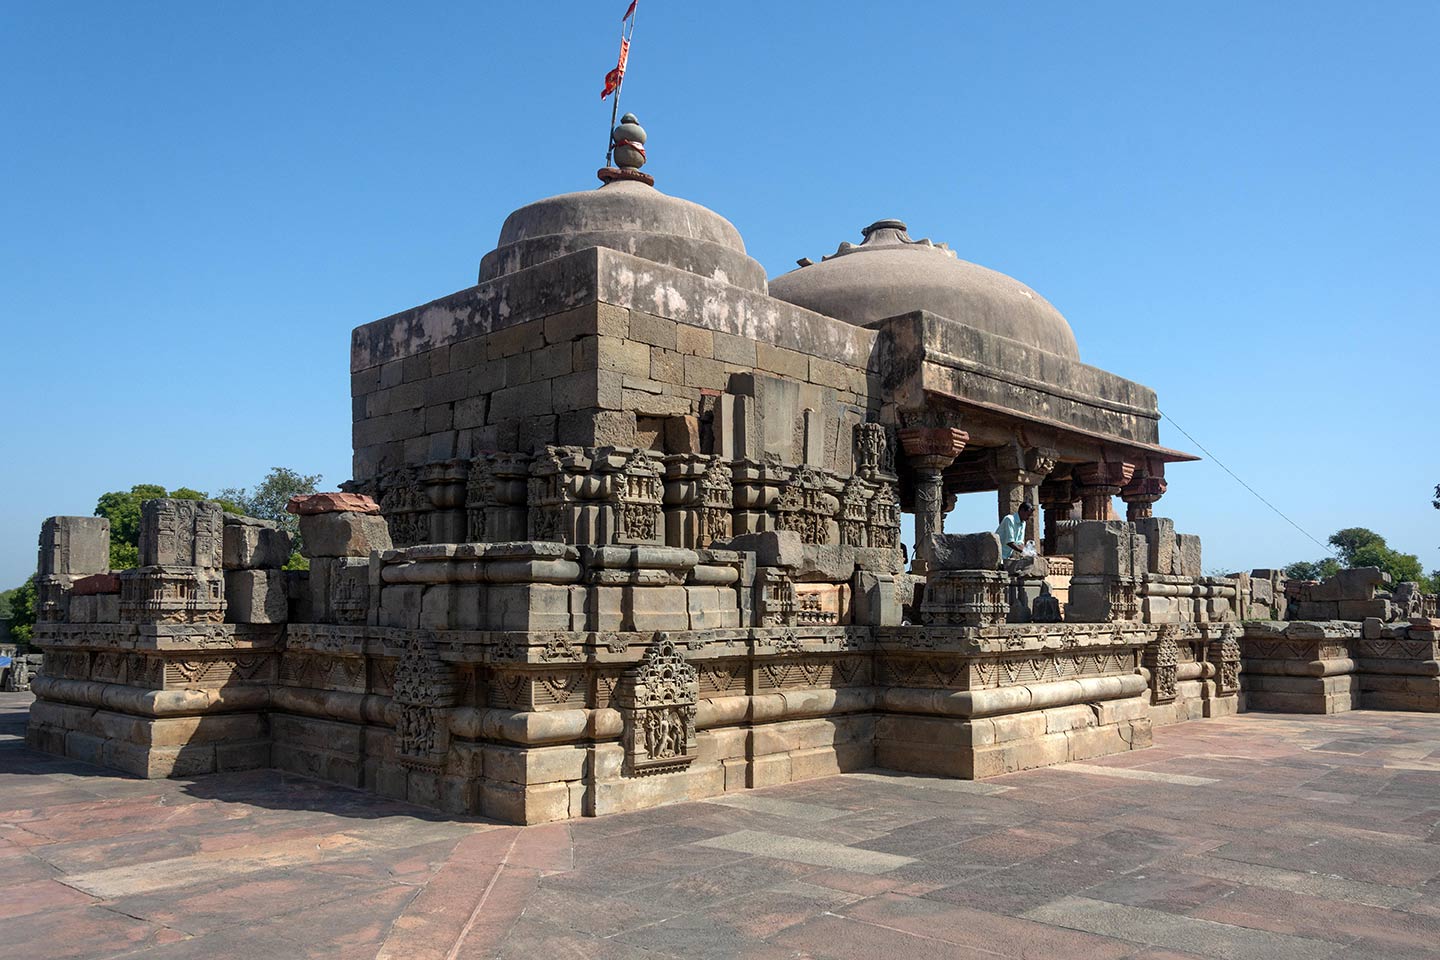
[{"left": 2, "top": 2, "right": 1437, "bottom": 588}]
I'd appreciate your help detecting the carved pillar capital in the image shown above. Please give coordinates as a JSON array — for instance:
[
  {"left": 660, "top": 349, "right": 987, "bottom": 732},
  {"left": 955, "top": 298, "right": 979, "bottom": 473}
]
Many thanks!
[
  {"left": 1074, "top": 460, "right": 1136, "bottom": 521},
  {"left": 898, "top": 427, "right": 969, "bottom": 468},
  {"left": 1120, "top": 474, "right": 1168, "bottom": 521},
  {"left": 990, "top": 443, "right": 1058, "bottom": 542},
  {"left": 898, "top": 428, "right": 968, "bottom": 574}
]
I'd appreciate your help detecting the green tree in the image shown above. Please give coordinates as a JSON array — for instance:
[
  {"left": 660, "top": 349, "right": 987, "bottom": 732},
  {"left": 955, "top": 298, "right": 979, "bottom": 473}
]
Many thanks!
[
  {"left": 94, "top": 484, "right": 239, "bottom": 570},
  {"left": 1328, "top": 527, "right": 1386, "bottom": 567},
  {"left": 1284, "top": 558, "right": 1340, "bottom": 582},
  {"left": 2, "top": 579, "right": 38, "bottom": 646},
  {"left": 218, "top": 467, "right": 322, "bottom": 566},
  {"left": 1289, "top": 527, "right": 1432, "bottom": 590}
]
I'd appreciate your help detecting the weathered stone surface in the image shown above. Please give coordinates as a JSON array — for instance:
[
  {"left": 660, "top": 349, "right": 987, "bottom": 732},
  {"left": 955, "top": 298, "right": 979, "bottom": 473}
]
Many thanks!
[
  {"left": 720, "top": 531, "right": 804, "bottom": 569},
  {"left": 37, "top": 516, "right": 110, "bottom": 576},
  {"left": 1132, "top": 517, "right": 1175, "bottom": 576},
  {"left": 286, "top": 492, "right": 381, "bottom": 515},
  {"left": 299, "top": 512, "right": 393, "bottom": 558},
  {"left": 1073, "top": 522, "right": 1137, "bottom": 578},
  {"left": 927, "top": 533, "right": 1001, "bottom": 571},
  {"left": 222, "top": 515, "right": 293, "bottom": 569},
  {"left": 224, "top": 570, "right": 289, "bottom": 624},
  {"left": 1174, "top": 533, "right": 1203, "bottom": 579},
  {"left": 71, "top": 573, "right": 120, "bottom": 596},
  {"left": 139, "top": 499, "right": 225, "bottom": 569}
]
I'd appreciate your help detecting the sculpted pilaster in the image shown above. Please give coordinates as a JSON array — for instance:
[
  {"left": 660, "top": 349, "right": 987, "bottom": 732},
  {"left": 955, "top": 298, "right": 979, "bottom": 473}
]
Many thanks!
[
  {"left": 898, "top": 426, "right": 969, "bottom": 573},
  {"left": 1121, "top": 471, "right": 1168, "bottom": 522},
  {"left": 1074, "top": 460, "right": 1136, "bottom": 522}
]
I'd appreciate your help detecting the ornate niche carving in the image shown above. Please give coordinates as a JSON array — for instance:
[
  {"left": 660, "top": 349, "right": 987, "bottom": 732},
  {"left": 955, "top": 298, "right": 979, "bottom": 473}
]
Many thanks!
[
  {"left": 378, "top": 466, "right": 430, "bottom": 548},
  {"left": 527, "top": 447, "right": 572, "bottom": 542},
  {"left": 392, "top": 632, "right": 458, "bottom": 768},
  {"left": 698, "top": 457, "right": 734, "bottom": 548},
  {"left": 756, "top": 567, "right": 797, "bottom": 627},
  {"left": 1145, "top": 625, "right": 1180, "bottom": 704},
  {"left": 465, "top": 456, "right": 496, "bottom": 541},
  {"left": 618, "top": 639, "right": 698, "bottom": 776},
  {"left": 775, "top": 464, "right": 838, "bottom": 545},
  {"left": 614, "top": 448, "right": 663, "bottom": 544},
  {"left": 867, "top": 481, "right": 901, "bottom": 550},
  {"left": 854, "top": 422, "right": 896, "bottom": 479},
  {"left": 1211, "top": 624, "right": 1241, "bottom": 696},
  {"left": 1107, "top": 578, "right": 1140, "bottom": 621},
  {"left": 838, "top": 476, "right": 870, "bottom": 547}
]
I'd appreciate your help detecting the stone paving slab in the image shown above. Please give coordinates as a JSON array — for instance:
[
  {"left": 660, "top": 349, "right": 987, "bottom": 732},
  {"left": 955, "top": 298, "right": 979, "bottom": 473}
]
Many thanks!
[{"left": 6, "top": 692, "right": 1440, "bottom": 959}]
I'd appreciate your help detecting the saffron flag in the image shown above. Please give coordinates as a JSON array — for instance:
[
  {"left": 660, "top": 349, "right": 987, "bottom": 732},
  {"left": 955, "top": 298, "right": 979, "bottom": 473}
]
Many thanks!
[
  {"left": 601, "top": 1, "right": 637, "bottom": 100},
  {"left": 601, "top": 37, "right": 630, "bottom": 100}
]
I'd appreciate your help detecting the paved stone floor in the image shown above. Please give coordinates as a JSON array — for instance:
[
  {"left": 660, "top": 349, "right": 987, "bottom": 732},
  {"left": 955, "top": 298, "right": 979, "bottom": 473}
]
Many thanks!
[{"left": 5, "top": 693, "right": 1440, "bottom": 960}]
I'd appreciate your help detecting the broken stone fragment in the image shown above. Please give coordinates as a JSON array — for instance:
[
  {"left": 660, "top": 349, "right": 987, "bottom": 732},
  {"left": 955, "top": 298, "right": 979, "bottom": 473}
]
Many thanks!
[
  {"left": 286, "top": 492, "right": 381, "bottom": 515},
  {"left": 299, "top": 512, "right": 393, "bottom": 559}
]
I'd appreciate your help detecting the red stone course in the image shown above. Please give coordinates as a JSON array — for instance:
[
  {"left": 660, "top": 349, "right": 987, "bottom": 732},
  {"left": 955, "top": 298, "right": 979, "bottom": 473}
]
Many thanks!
[
  {"left": 70, "top": 573, "right": 120, "bottom": 596},
  {"left": 285, "top": 492, "right": 381, "bottom": 516}
]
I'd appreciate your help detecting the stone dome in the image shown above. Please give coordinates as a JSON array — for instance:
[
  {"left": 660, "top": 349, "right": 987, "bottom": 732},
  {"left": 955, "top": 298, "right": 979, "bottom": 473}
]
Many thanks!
[
  {"left": 479, "top": 178, "right": 768, "bottom": 294},
  {"left": 769, "top": 220, "right": 1080, "bottom": 359}
]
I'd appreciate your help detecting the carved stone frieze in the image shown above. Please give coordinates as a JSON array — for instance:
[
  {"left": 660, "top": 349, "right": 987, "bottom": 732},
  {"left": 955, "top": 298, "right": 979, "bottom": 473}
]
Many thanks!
[
  {"left": 618, "top": 639, "right": 698, "bottom": 776},
  {"left": 392, "top": 632, "right": 458, "bottom": 768},
  {"left": 1145, "top": 625, "right": 1180, "bottom": 704}
]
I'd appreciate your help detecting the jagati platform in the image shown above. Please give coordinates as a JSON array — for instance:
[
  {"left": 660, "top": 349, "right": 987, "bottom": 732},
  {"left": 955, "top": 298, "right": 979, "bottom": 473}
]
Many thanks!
[{"left": 5, "top": 690, "right": 1440, "bottom": 960}]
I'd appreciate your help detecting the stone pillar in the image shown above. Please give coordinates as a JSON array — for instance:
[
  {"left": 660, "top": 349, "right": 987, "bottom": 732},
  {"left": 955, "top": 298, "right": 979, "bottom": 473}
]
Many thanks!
[
  {"left": 1074, "top": 461, "right": 1135, "bottom": 522},
  {"left": 1121, "top": 473, "right": 1167, "bottom": 522},
  {"left": 991, "top": 445, "right": 1058, "bottom": 546},
  {"left": 898, "top": 427, "right": 969, "bottom": 573},
  {"left": 1038, "top": 477, "right": 1077, "bottom": 556}
]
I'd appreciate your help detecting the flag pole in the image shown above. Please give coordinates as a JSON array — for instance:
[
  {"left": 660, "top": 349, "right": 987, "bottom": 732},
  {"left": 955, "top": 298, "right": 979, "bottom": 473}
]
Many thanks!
[{"left": 604, "top": 3, "right": 637, "bottom": 167}]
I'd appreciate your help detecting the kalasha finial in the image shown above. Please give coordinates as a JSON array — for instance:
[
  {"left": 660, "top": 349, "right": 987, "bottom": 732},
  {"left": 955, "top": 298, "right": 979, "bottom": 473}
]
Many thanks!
[{"left": 599, "top": 113, "right": 654, "bottom": 186}]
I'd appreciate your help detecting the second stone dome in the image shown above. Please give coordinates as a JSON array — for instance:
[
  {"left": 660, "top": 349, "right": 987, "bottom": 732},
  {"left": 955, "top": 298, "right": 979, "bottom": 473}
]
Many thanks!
[
  {"left": 769, "top": 220, "right": 1080, "bottom": 360},
  {"left": 479, "top": 179, "right": 768, "bottom": 294}
]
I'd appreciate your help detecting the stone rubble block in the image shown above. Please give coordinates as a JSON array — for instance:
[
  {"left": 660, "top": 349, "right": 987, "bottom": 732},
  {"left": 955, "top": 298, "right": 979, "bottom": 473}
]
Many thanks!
[
  {"left": 718, "top": 530, "right": 803, "bottom": 569},
  {"left": 38, "top": 516, "right": 111, "bottom": 576},
  {"left": 225, "top": 570, "right": 289, "bottom": 624},
  {"left": 300, "top": 512, "right": 393, "bottom": 558},
  {"left": 1073, "top": 522, "right": 1143, "bottom": 578},
  {"left": 1173, "top": 533, "right": 1203, "bottom": 579},
  {"left": 793, "top": 544, "right": 857, "bottom": 582},
  {"left": 223, "top": 515, "right": 293, "bottom": 569},
  {"left": 1132, "top": 517, "right": 1175, "bottom": 575},
  {"left": 285, "top": 492, "right": 381, "bottom": 515},
  {"left": 927, "top": 532, "right": 1001, "bottom": 571}
]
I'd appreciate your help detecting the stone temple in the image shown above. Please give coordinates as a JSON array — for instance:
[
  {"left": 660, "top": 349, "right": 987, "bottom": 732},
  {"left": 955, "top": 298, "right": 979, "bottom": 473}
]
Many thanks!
[{"left": 24, "top": 118, "right": 1440, "bottom": 824}]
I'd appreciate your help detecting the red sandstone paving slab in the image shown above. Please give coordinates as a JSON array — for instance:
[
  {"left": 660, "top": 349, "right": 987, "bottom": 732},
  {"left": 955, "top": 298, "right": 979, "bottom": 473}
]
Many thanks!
[
  {"left": 516, "top": 886, "right": 687, "bottom": 939},
  {"left": 1206, "top": 834, "right": 1440, "bottom": 887},
  {"left": 631, "top": 854, "right": 820, "bottom": 909},
  {"left": 798, "top": 865, "right": 913, "bottom": 897},
  {"left": 1187, "top": 883, "right": 1440, "bottom": 950},
  {"left": 0, "top": 850, "right": 64, "bottom": 885},
  {"left": 306, "top": 834, "right": 466, "bottom": 884},
  {"left": 700, "top": 879, "right": 865, "bottom": 939},
  {"left": 839, "top": 892, "right": 1140, "bottom": 959},
  {"left": 99, "top": 865, "right": 401, "bottom": 937},
  {"left": 611, "top": 910, "right": 810, "bottom": 960},
  {"left": 0, "top": 904, "right": 188, "bottom": 960},
  {"left": 491, "top": 918, "right": 674, "bottom": 960},
  {"left": 0, "top": 877, "right": 96, "bottom": 920},
  {"left": 247, "top": 881, "right": 418, "bottom": 949},
  {"left": 771, "top": 911, "right": 1043, "bottom": 960}
]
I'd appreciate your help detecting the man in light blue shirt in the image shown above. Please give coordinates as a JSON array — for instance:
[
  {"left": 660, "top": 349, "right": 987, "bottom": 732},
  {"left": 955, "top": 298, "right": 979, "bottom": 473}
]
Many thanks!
[{"left": 996, "top": 502, "right": 1033, "bottom": 560}]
